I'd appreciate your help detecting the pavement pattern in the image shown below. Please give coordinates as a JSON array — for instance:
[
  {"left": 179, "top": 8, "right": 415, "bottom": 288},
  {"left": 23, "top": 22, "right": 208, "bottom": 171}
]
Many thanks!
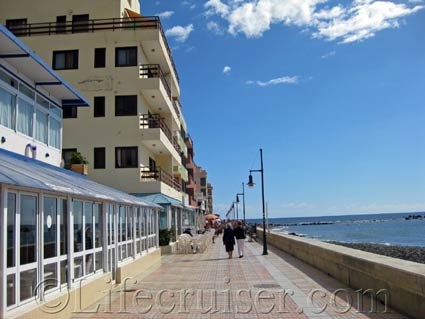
[{"left": 72, "top": 238, "right": 408, "bottom": 319}]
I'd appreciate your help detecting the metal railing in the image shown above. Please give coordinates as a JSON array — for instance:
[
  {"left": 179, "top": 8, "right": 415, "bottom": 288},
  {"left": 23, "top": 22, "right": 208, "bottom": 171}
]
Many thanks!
[
  {"left": 139, "top": 114, "right": 181, "bottom": 154},
  {"left": 6, "top": 16, "right": 179, "bottom": 83},
  {"left": 140, "top": 167, "right": 182, "bottom": 192},
  {"left": 139, "top": 64, "right": 171, "bottom": 100}
]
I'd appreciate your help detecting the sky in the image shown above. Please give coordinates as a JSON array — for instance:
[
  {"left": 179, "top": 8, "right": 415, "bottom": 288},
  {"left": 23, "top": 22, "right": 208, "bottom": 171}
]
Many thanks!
[{"left": 141, "top": 0, "right": 425, "bottom": 219}]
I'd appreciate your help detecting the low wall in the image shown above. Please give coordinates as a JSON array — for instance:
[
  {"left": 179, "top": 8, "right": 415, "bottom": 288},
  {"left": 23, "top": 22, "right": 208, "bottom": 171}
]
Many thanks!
[
  {"left": 116, "top": 248, "right": 161, "bottom": 283},
  {"left": 257, "top": 229, "right": 425, "bottom": 318},
  {"left": 10, "top": 249, "right": 162, "bottom": 319}
]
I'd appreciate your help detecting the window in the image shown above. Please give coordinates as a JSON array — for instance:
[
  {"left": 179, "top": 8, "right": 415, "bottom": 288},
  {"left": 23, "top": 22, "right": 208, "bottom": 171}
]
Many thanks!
[
  {"left": 149, "top": 157, "right": 156, "bottom": 171},
  {"left": 200, "top": 177, "right": 207, "bottom": 187},
  {"left": 20, "top": 195, "right": 37, "bottom": 265},
  {"left": 56, "top": 16, "right": 66, "bottom": 33},
  {"left": 6, "top": 19, "right": 27, "bottom": 36},
  {"left": 44, "top": 197, "right": 57, "bottom": 259},
  {"left": 49, "top": 117, "right": 61, "bottom": 149},
  {"left": 115, "top": 47, "right": 137, "bottom": 67},
  {"left": 115, "top": 147, "right": 138, "bottom": 168},
  {"left": 0, "top": 86, "right": 16, "bottom": 130},
  {"left": 94, "top": 48, "right": 106, "bottom": 68},
  {"left": 94, "top": 96, "right": 105, "bottom": 117},
  {"left": 63, "top": 106, "right": 77, "bottom": 118},
  {"left": 94, "top": 147, "right": 106, "bottom": 169},
  {"left": 35, "top": 109, "right": 48, "bottom": 143},
  {"left": 115, "top": 95, "right": 137, "bottom": 116},
  {"left": 62, "top": 148, "right": 77, "bottom": 167},
  {"left": 17, "top": 98, "right": 33, "bottom": 137},
  {"left": 72, "top": 14, "right": 89, "bottom": 33},
  {"left": 53, "top": 50, "right": 78, "bottom": 70}
]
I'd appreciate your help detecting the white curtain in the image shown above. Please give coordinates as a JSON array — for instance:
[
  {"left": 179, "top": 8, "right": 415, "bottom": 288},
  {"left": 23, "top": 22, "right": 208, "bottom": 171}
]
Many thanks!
[
  {"left": 35, "top": 110, "right": 48, "bottom": 143},
  {"left": 0, "top": 87, "right": 16, "bottom": 129},
  {"left": 17, "top": 98, "right": 33, "bottom": 137},
  {"left": 49, "top": 117, "right": 61, "bottom": 149}
]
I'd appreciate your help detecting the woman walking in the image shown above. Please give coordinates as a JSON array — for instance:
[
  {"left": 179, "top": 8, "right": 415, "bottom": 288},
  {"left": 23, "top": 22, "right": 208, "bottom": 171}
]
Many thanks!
[
  {"left": 223, "top": 223, "right": 235, "bottom": 259},
  {"left": 234, "top": 221, "right": 246, "bottom": 258}
]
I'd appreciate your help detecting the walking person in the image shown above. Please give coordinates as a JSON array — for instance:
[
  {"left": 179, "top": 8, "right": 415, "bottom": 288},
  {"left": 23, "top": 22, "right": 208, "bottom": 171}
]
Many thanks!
[
  {"left": 223, "top": 223, "right": 235, "bottom": 259},
  {"left": 234, "top": 221, "right": 246, "bottom": 258}
]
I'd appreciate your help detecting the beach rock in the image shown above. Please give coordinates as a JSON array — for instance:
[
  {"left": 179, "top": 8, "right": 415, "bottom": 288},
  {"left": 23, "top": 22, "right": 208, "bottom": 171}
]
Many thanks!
[{"left": 330, "top": 242, "right": 425, "bottom": 264}]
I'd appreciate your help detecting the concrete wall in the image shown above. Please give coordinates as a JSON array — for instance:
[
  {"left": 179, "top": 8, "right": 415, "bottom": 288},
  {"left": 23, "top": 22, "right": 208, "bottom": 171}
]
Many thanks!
[{"left": 258, "top": 229, "right": 425, "bottom": 318}]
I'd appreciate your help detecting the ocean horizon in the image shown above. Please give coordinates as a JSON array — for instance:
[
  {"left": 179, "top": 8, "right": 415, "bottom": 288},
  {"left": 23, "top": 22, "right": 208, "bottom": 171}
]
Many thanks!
[{"left": 247, "top": 211, "right": 425, "bottom": 247}]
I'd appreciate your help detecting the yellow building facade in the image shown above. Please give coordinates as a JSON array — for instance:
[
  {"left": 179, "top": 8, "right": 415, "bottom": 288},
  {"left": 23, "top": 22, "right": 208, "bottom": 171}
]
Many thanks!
[{"left": 0, "top": 0, "right": 189, "bottom": 201}]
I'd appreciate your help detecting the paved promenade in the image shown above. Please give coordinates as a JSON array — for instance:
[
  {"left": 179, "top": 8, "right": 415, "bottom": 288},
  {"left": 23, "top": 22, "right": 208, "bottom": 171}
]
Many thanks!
[{"left": 73, "top": 239, "right": 407, "bottom": 319}]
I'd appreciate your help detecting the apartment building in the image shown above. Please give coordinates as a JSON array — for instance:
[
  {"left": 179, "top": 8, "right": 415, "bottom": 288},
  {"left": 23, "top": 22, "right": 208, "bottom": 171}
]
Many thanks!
[
  {"left": 185, "top": 135, "right": 214, "bottom": 220},
  {"left": 0, "top": 0, "right": 188, "bottom": 200},
  {"left": 0, "top": 0, "right": 200, "bottom": 233},
  {"left": 0, "top": 24, "right": 161, "bottom": 319}
]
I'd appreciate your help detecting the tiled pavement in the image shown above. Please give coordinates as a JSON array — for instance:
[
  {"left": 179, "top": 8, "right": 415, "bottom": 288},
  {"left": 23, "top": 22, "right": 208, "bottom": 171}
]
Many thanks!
[{"left": 72, "top": 239, "right": 408, "bottom": 319}]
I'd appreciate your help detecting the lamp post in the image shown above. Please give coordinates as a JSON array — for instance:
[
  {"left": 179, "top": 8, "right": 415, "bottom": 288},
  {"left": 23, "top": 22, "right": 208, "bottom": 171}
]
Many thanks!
[
  {"left": 247, "top": 148, "right": 267, "bottom": 255},
  {"left": 236, "top": 182, "right": 246, "bottom": 224}
]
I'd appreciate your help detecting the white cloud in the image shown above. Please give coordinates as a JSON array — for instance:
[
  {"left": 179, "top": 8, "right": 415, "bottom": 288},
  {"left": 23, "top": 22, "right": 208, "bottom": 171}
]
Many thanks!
[
  {"left": 203, "top": 0, "right": 424, "bottom": 43},
  {"left": 223, "top": 66, "right": 232, "bottom": 74},
  {"left": 165, "top": 24, "right": 194, "bottom": 42},
  {"left": 314, "top": 1, "right": 424, "bottom": 43},
  {"left": 321, "top": 50, "right": 336, "bottom": 58},
  {"left": 247, "top": 76, "right": 299, "bottom": 87},
  {"left": 205, "top": 0, "right": 230, "bottom": 16},
  {"left": 207, "top": 21, "right": 224, "bottom": 34},
  {"left": 156, "top": 11, "right": 175, "bottom": 19}
]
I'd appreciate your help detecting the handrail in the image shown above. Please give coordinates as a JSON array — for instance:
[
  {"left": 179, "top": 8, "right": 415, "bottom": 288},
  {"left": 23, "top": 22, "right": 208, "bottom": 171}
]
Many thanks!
[
  {"left": 6, "top": 16, "right": 179, "bottom": 83},
  {"left": 140, "top": 167, "right": 182, "bottom": 192},
  {"left": 139, "top": 64, "right": 171, "bottom": 100},
  {"left": 139, "top": 114, "right": 181, "bottom": 154}
]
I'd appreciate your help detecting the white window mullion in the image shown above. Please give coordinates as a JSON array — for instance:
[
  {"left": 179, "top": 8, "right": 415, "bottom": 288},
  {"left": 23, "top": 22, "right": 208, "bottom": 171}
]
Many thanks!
[
  {"left": 132, "top": 207, "right": 136, "bottom": 259},
  {"left": 38, "top": 192, "right": 44, "bottom": 300},
  {"left": 0, "top": 186, "right": 7, "bottom": 314},
  {"left": 102, "top": 203, "right": 107, "bottom": 272},
  {"left": 15, "top": 195, "right": 21, "bottom": 306},
  {"left": 67, "top": 196, "right": 73, "bottom": 287}
]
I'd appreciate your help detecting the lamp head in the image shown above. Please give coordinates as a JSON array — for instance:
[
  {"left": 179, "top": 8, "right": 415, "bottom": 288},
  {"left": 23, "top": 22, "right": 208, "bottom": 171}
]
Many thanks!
[
  {"left": 247, "top": 174, "right": 255, "bottom": 188},
  {"left": 236, "top": 195, "right": 240, "bottom": 203}
]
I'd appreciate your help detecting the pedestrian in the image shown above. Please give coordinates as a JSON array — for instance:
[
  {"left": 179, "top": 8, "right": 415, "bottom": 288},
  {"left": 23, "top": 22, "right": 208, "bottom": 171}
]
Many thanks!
[
  {"left": 223, "top": 223, "right": 235, "bottom": 259},
  {"left": 234, "top": 221, "right": 246, "bottom": 258}
]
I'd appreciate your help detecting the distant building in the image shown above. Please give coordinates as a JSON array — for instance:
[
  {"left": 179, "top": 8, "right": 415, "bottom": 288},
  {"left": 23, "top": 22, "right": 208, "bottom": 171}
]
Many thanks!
[
  {"left": 0, "top": 0, "right": 197, "bottom": 238},
  {"left": 0, "top": 24, "right": 160, "bottom": 319}
]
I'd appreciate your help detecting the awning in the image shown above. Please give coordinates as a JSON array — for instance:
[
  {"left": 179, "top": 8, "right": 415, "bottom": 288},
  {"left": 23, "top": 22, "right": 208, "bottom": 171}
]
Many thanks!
[
  {"left": 125, "top": 8, "right": 143, "bottom": 18},
  {"left": 0, "top": 149, "right": 160, "bottom": 208},
  {"left": 0, "top": 24, "right": 90, "bottom": 107},
  {"left": 135, "top": 193, "right": 183, "bottom": 208}
]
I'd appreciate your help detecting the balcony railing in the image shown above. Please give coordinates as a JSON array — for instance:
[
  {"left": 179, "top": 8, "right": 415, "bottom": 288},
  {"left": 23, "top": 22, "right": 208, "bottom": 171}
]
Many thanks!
[
  {"left": 6, "top": 17, "right": 179, "bottom": 83},
  {"left": 139, "top": 64, "right": 171, "bottom": 100},
  {"left": 141, "top": 167, "right": 182, "bottom": 192},
  {"left": 139, "top": 114, "right": 182, "bottom": 155}
]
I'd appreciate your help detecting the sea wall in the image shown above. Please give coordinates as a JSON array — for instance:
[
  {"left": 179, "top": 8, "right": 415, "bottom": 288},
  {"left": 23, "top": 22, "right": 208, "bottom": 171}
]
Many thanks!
[{"left": 257, "top": 229, "right": 425, "bottom": 318}]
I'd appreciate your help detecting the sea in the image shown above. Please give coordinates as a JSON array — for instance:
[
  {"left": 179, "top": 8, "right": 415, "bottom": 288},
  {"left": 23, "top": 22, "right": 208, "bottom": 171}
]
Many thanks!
[{"left": 247, "top": 212, "right": 425, "bottom": 247}]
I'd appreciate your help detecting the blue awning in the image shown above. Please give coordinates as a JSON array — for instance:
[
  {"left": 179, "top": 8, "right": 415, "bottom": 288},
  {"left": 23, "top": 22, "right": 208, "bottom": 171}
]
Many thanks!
[
  {"left": 135, "top": 193, "right": 183, "bottom": 208},
  {"left": 0, "top": 149, "right": 160, "bottom": 208},
  {"left": 0, "top": 24, "right": 90, "bottom": 107}
]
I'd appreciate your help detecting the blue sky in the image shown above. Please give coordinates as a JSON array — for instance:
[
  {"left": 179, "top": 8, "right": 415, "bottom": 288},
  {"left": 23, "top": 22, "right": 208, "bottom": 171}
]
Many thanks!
[{"left": 141, "top": 0, "right": 425, "bottom": 218}]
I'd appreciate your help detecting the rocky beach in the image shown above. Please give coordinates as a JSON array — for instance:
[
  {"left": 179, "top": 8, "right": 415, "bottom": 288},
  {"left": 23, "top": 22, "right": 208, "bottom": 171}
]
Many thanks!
[{"left": 330, "top": 242, "right": 425, "bottom": 264}]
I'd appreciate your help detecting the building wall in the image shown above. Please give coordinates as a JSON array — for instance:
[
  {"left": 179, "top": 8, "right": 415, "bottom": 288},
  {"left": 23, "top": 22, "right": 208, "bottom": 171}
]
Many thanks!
[
  {"left": 0, "top": 5, "right": 186, "bottom": 200},
  {"left": 0, "top": 0, "right": 139, "bottom": 22}
]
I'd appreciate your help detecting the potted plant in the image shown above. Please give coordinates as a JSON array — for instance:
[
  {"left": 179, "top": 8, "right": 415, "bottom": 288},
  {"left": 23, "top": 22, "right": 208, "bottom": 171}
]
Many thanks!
[
  {"left": 69, "top": 152, "right": 89, "bottom": 175},
  {"left": 159, "top": 228, "right": 171, "bottom": 246}
]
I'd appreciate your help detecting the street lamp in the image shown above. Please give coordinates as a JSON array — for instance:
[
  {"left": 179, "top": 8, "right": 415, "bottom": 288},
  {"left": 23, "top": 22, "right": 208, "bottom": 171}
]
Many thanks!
[
  {"left": 236, "top": 182, "right": 246, "bottom": 224},
  {"left": 247, "top": 148, "right": 267, "bottom": 255}
]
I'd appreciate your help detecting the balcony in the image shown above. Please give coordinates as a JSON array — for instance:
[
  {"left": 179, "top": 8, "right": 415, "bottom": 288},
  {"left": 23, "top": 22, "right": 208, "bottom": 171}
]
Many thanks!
[
  {"left": 173, "top": 164, "right": 188, "bottom": 182},
  {"left": 6, "top": 16, "right": 179, "bottom": 84},
  {"left": 139, "top": 114, "right": 182, "bottom": 161},
  {"left": 139, "top": 64, "right": 176, "bottom": 115},
  {"left": 140, "top": 167, "right": 182, "bottom": 193}
]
